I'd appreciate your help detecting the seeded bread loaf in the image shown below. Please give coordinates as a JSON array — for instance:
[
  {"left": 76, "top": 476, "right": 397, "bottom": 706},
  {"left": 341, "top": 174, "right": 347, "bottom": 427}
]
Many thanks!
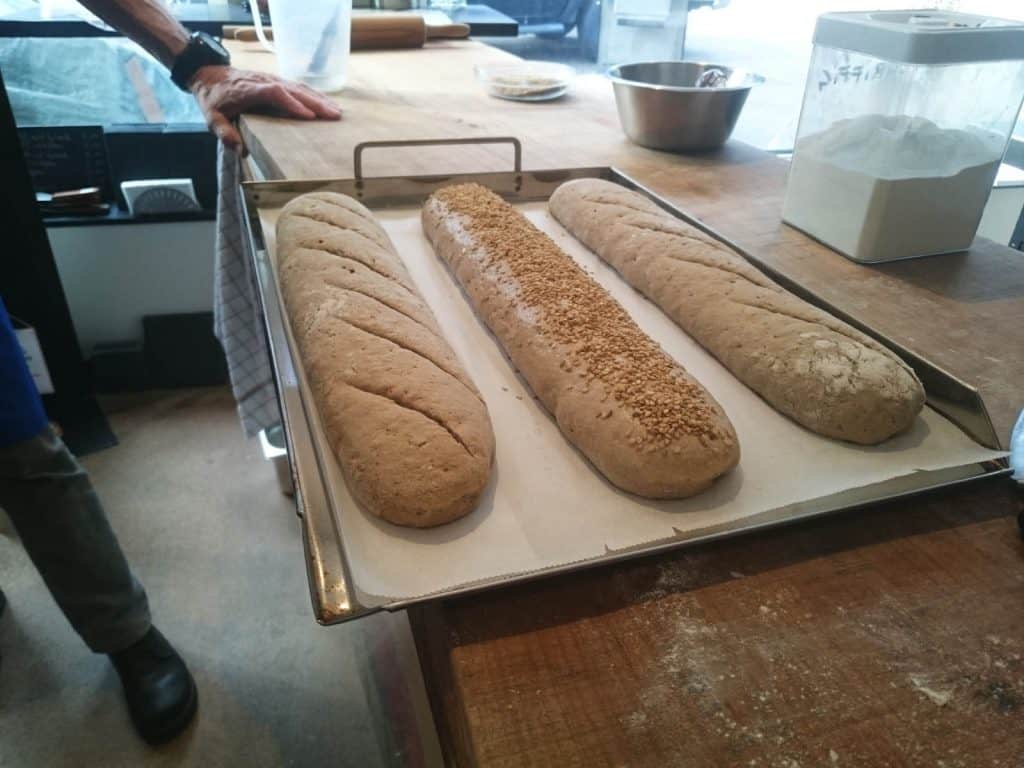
[
  {"left": 422, "top": 183, "right": 739, "bottom": 499},
  {"left": 276, "top": 191, "right": 494, "bottom": 527},
  {"left": 549, "top": 179, "right": 925, "bottom": 444}
]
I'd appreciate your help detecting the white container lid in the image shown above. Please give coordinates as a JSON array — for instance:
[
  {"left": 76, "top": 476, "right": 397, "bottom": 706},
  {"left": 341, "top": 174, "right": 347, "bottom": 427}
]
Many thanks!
[{"left": 814, "top": 10, "right": 1024, "bottom": 65}]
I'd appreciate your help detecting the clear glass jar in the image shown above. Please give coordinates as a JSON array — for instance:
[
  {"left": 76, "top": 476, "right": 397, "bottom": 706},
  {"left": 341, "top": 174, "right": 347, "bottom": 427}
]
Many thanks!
[{"left": 782, "top": 11, "right": 1024, "bottom": 263}]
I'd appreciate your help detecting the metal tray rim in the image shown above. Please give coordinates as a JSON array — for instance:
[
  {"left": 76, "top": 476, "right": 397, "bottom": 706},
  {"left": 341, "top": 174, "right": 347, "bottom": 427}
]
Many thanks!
[
  {"left": 381, "top": 460, "right": 1010, "bottom": 613},
  {"left": 241, "top": 161, "right": 1008, "bottom": 625}
]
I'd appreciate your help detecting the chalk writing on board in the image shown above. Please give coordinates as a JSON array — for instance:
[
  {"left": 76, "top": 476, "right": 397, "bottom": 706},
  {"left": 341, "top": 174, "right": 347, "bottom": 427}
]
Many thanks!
[{"left": 17, "top": 126, "right": 112, "bottom": 198}]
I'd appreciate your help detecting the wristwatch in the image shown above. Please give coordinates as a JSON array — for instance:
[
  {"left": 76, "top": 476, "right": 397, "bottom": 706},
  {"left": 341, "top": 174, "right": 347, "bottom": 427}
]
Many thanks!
[{"left": 170, "top": 31, "right": 231, "bottom": 92}]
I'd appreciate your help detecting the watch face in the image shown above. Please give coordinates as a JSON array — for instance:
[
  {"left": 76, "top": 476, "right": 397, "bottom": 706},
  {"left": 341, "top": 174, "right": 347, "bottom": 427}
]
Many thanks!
[
  {"left": 172, "top": 30, "right": 231, "bottom": 90},
  {"left": 199, "top": 31, "right": 229, "bottom": 59}
]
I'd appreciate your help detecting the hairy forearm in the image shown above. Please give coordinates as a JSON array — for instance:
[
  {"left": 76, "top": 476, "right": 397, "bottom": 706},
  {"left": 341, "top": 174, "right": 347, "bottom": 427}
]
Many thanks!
[{"left": 76, "top": 0, "right": 189, "bottom": 68}]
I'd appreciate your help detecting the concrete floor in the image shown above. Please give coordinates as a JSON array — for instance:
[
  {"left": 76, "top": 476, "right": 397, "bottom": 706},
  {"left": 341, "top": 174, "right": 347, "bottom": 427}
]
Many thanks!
[{"left": 0, "top": 388, "right": 416, "bottom": 768}]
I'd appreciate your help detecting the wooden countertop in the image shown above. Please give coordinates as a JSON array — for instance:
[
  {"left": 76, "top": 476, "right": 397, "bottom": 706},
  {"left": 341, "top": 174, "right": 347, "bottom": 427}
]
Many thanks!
[
  {"left": 231, "top": 40, "right": 1024, "bottom": 766},
  {"left": 233, "top": 40, "right": 1023, "bottom": 448},
  {"left": 412, "top": 482, "right": 1023, "bottom": 767}
]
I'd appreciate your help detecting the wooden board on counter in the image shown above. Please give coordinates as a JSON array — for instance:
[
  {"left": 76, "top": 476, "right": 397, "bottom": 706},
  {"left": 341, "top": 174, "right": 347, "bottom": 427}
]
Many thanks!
[
  {"left": 231, "top": 39, "right": 1024, "bottom": 448},
  {"left": 411, "top": 482, "right": 1024, "bottom": 767}
]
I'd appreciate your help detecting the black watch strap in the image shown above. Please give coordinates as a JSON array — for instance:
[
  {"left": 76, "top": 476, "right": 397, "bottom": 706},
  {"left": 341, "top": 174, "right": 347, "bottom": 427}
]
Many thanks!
[{"left": 171, "top": 31, "right": 231, "bottom": 92}]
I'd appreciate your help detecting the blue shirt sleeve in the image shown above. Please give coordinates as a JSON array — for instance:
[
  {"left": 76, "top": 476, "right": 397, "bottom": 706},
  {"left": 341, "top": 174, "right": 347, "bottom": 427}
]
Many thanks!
[{"left": 0, "top": 296, "right": 49, "bottom": 448}]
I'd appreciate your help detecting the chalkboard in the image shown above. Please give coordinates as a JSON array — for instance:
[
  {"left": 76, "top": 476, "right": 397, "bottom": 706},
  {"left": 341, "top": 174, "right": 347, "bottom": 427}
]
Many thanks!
[{"left": 17, "top": 125, "right": 113, "bottom": 199}]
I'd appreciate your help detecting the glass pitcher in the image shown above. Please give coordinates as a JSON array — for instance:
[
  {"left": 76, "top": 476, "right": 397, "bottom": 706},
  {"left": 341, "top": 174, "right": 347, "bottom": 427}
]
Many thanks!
[{"left": 252, "top": 0, "right": 352, "bottom": 93}]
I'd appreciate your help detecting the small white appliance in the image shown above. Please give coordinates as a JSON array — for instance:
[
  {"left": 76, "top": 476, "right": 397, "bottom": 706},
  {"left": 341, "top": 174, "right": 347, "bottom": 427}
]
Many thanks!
[{"left": 121, "top": 178, "right": 200, "bottom": 216}]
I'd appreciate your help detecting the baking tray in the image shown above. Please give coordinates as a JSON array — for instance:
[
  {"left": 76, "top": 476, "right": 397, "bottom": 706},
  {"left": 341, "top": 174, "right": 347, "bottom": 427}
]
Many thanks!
[{"left": 241, "top": 137, "right": 1010, "bottom": 625}]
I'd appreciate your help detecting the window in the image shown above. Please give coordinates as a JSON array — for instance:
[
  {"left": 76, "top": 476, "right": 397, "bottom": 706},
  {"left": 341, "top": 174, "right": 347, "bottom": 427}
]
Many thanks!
[
  {"left": 483, "top": 0, "right": 1024, "bottom": 154},
  {"left": 0, "top": 1, "right": 201, "bottom": 127},
  {"left": 684, "top": 0, "right": 1024, "bottom": 151},
  {"left": 0, "top": 36, "right": 202, "bottom": 127}
]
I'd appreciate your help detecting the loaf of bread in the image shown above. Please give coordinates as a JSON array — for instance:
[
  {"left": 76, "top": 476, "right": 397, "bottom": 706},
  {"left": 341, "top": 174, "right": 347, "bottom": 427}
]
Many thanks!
[
  {"left": 549, "top": 179, "right": 925, "bottom": 444},
  {"left": 276, "top": 191, "right": 494, "bottom": 527},
  {"left": 422, "top": 183, "right": 739, "bottom": 499}
]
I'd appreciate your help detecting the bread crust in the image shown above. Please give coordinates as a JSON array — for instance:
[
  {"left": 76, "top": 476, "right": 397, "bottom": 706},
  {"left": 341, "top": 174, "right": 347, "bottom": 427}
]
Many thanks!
[
  {"left": 550, "top": 179, "right": 925, "bottom": 444},
  {"left": 422, "top": 183, "right": 739, "bottom": 499},
  {"left": 277, "top": 191, "right": 494, "bottom": 527}
]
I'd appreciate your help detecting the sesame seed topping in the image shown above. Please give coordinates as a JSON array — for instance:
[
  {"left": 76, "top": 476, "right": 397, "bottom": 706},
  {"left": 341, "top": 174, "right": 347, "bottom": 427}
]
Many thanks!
[{"left": 431, "top": 183, "right": 723, "bottom": 449}]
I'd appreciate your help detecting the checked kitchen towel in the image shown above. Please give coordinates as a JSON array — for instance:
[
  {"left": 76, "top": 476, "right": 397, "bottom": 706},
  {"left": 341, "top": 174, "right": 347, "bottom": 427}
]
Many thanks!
[{"left": 213, "top": 144, "right": 280, "bottom": 437}]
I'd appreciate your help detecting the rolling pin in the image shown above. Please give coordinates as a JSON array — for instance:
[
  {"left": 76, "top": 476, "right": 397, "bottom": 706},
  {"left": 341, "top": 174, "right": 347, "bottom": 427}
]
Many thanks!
[{"left": 226, "top": 15, "right": 470, "bottom": 49}]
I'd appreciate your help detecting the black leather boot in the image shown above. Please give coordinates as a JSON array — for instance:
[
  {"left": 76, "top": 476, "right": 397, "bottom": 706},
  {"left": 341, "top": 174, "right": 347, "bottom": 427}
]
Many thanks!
[{"left": 110, "top": 627, "right": 197, "bottom": 744}]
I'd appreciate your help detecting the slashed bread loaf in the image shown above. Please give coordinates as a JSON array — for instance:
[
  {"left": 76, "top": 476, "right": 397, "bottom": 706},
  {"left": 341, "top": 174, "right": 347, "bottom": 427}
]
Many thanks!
[
  {"left": 549, "top": 179, "right": 925, "bottom": 444},
  {"left": 276, "top": 191, "right": 494, "bottom": 527},
  {"left": 422, "top": 183, "right": 739, "bottom": 499}
]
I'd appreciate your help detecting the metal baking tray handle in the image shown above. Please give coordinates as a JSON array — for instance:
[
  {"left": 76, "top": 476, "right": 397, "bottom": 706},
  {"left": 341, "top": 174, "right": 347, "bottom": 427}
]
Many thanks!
[{"left": 353, "top": 136, "right": 523, "bottom": 185}]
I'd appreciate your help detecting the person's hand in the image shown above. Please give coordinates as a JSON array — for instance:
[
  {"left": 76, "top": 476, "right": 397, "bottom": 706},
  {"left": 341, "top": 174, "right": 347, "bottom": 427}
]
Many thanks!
[{"left": 189, "top": 65, "right": 341, "bottom": 154}]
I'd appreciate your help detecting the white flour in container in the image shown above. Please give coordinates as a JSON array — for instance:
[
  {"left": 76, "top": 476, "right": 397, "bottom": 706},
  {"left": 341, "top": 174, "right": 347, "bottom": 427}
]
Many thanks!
[{"left": 782, "top": 115, "right": 1003, "bottom": 262}]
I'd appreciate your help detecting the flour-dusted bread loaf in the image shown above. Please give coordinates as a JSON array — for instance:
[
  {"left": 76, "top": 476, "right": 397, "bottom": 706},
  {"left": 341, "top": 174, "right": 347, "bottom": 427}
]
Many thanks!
[
  {"left": 422, "top": 183, "right": 739, "bottom": 499},
  {"left": 549, "top": 179, "right": 925, "bottom": 444},
  {"left": 276, "top": 191, "right": 494, "bottom": 527}
]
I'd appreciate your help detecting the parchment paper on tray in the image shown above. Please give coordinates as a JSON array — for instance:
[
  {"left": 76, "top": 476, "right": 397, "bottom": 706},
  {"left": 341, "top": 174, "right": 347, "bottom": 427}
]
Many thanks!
[{"left": 258, "top": 202, "right": 1006, "bottom": 605}]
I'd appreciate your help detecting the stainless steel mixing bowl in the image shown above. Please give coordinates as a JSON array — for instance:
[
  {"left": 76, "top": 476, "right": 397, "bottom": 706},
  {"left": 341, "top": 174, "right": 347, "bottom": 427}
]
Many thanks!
[{"left": 608, "top": 61, "right": 764, "bottom": 152}]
